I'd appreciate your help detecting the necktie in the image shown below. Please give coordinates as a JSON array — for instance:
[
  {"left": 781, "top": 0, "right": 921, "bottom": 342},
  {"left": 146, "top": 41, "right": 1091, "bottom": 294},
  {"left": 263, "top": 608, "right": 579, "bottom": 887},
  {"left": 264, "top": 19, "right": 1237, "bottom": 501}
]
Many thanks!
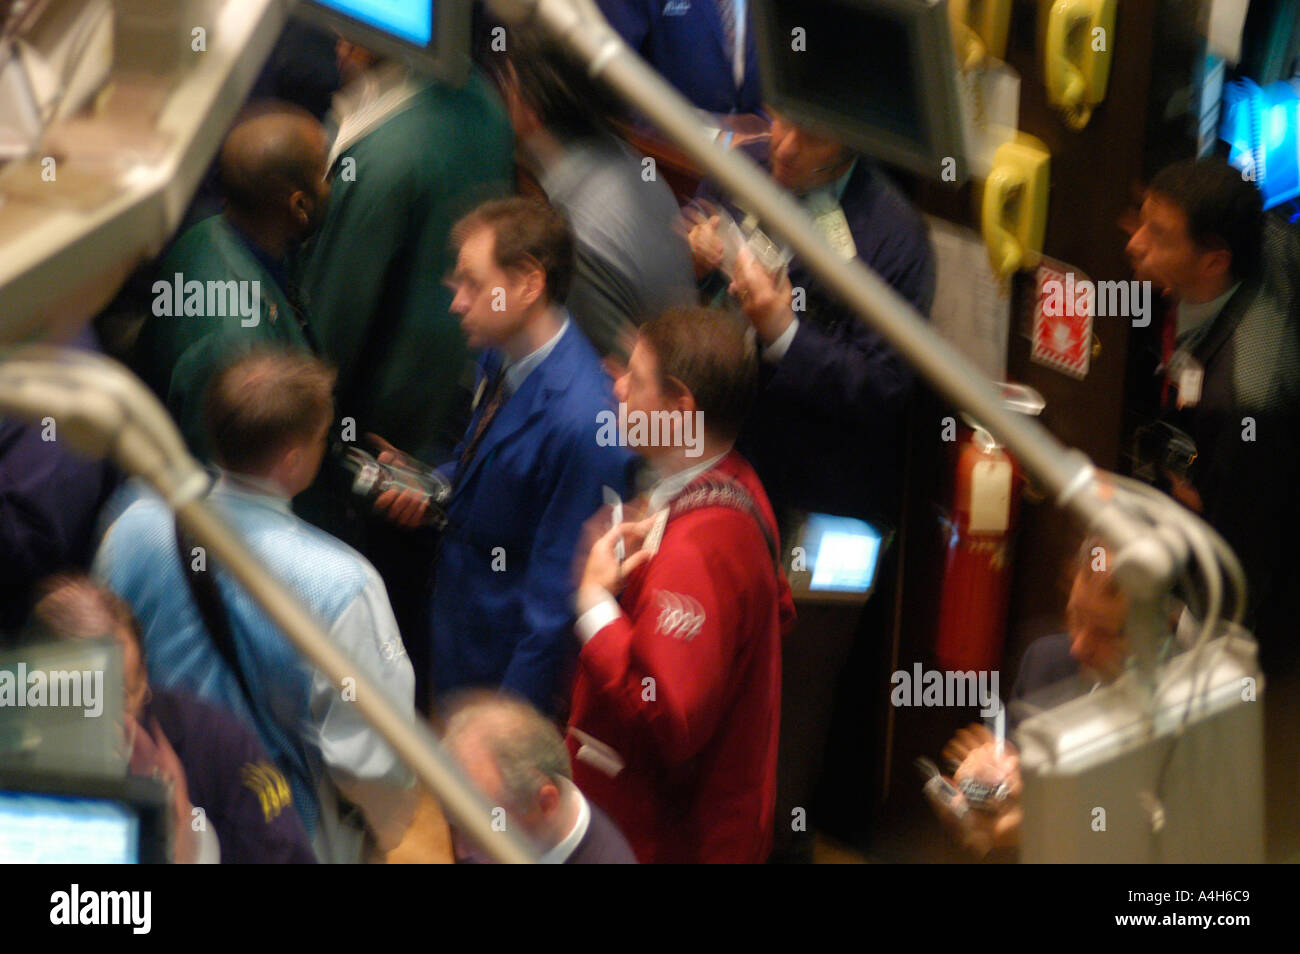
[
  {"left": 715, "top": 0, "right": 738, "bottom": 84},
  {"left": 1160, "top": 302, "right": 1177, "bottom": 407},
  {"left": 456, "top": 367, "right": 508, "bottom": 484}
]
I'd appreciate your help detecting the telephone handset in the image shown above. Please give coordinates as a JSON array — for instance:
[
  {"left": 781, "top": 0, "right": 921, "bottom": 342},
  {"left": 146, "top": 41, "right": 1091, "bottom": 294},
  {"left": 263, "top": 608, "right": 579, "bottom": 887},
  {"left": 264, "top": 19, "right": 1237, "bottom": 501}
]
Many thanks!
[
  {"left": 981, "top": 134, "right": 1050, "bottom": 279},
  {"left": 949, "top": 0, "right": 1012, "bottom": 71},
  {"left": 1044, "top": 0, "right": 1116, "bottom": 130}
]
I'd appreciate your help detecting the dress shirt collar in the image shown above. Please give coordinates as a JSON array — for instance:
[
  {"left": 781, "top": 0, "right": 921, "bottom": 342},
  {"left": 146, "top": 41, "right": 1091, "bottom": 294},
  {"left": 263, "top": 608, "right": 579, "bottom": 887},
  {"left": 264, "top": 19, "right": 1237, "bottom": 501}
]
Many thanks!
[
  {"left": 647, "top": 451, "right": 728, "bottom": 513},
  {"left": 328, "top": 62, "right": 425, "bottom": 166},
  {"left": 211, "top": 470, "right": 292, "bottom": 514},
  {"left": 539, "top": 777, "right": 591, "bottom": 864},
  {"left": 502, "top": 314, "right": 569, "bottom": 393},
  {"left": 1176, "top": 282, "right": 1240, "bottom": 340},
  {"left": 799, "top": 158, "right": 858, "bottom": 206}
]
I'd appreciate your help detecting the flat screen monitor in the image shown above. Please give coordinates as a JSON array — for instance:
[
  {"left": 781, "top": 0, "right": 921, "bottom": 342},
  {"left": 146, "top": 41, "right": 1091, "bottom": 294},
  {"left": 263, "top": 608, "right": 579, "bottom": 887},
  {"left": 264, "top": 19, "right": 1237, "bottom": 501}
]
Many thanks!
[
  {"left": 298, "top": 0, "right": 471, "bottom": 85},
  {"left": 0, "top": 639, "right": 125, "bottom": 779},
  {"left": 751, "top": 0, "right": 972, "bottom": 182},
  {"left": 785, "top": 513, "right": 885, "bottom": 603},
  {"left": 0, "top": 793, "right": 139, "bottom": 863},
  {"left": 0, "top": 770, "right": 169, "bottom": 863}
]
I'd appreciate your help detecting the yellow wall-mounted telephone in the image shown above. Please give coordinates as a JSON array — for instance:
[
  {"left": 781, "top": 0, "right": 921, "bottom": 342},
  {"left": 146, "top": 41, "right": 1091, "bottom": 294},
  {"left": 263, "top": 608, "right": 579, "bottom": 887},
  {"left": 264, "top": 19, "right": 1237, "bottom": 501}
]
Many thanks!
[
  {"left": 949, "top": 0, "right": 1013, "bottom": 70},
  {"left": 1044, "top": 0, "right": 1116, "bottom": 129},
  {"left": 981, "top": 134, "right": 1050, "bottom": 278}
]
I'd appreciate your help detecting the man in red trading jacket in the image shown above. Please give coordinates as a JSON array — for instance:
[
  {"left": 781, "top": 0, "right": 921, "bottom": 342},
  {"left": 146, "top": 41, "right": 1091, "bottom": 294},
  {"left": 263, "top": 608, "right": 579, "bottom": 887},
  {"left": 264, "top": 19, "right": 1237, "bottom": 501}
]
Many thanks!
[{"left": 568, "top": 306, "right": 796, "bottom": 863}]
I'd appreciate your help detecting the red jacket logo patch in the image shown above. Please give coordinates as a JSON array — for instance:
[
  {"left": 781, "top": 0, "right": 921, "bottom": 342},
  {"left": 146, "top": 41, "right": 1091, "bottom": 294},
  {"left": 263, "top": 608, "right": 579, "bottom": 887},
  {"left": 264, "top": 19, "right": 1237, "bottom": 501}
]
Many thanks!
[{"left": 653, "top": 590, "right": 706, "bottom": 641}]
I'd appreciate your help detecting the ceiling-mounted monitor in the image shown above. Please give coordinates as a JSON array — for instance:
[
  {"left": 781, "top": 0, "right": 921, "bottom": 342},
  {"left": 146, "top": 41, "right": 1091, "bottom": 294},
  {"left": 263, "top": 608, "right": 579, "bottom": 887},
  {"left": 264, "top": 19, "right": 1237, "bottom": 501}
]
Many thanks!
[
  {"left": 297, "top": 0, "right": 472, "bottom": 85},
  {"left": 750, "top": 0, "right": 973, "bottom": 183}
]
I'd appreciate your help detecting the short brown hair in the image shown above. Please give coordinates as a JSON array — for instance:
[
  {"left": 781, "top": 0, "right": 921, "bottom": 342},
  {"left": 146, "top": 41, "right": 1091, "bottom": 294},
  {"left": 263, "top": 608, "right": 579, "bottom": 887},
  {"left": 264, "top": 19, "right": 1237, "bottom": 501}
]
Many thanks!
[
  {"left": 452, "top": 196, "right": 574, "bottom": 304},
  {"left": 638, "top": 307, "right": 758, "bottom": 441},
  {"left": 204, "top": 349, "right": 336, "bottom": 474}
]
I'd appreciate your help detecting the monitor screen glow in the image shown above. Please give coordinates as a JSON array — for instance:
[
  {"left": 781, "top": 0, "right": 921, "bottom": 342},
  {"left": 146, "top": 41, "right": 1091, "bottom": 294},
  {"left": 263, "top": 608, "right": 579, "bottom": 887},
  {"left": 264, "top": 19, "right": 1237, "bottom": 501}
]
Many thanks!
[
  {"left": 804, "top": 515, "right": 882, "bottom": 593},
  {"left": 0, "top": 792, "right": 139, "bottom": 863},
  {"left": 311, "top": 1, "right": 434, "bottom": 46}
]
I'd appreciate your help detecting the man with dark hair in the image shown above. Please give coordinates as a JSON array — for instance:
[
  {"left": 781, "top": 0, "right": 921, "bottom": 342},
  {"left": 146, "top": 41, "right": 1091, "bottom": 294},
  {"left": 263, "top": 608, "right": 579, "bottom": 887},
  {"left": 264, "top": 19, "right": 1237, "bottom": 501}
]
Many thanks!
[
  {"left": 495, "top": 32, "right": 693, "bottom": 356},
  {"left": 441, "top": 691, "right": 637, "bottom": 863},
  {"left": 94, "top": 349, "right": 418, "bottom": 863},
  {"left": 134, "top": 106, "right": 331, "bottom": 457},
  {"left": 567, "top": 307, "right": 796, "bottom": 863},
  {"left": 1126, "top": 156, "right": 1300, "bottom": 676},
  {"left": 30, "top": 574, "right": 317, "bottom": 864},
  {"left": 1127, "top": 158, "right": 1300, "bottom": 860},
  {"left": 372, "top": 197, "right": 633, "bottom": 715},
  {"left": 1145, "top": 158, "right": 1264, "bottom": 281}
]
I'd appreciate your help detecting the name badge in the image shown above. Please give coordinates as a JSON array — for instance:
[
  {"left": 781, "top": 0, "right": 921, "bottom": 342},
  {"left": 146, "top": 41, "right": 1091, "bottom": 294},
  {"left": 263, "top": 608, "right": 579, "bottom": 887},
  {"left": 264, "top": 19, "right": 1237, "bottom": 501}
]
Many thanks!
[
  {"left": 1166, "top": 349, "right": 1204, "bottom": 409},
  {"left": 1178, "top": 366, "right": 1203, "bottom": 409},
  {"left": 814, "top": 205, "right": 857, "bottom": 260}
]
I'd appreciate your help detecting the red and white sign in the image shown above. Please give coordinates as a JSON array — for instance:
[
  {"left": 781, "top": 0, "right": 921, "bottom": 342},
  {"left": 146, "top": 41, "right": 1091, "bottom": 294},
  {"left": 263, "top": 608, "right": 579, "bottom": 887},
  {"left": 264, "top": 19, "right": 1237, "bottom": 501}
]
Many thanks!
[{"left": 1031, "top": 260, "right": 1092, "bottom": 379}]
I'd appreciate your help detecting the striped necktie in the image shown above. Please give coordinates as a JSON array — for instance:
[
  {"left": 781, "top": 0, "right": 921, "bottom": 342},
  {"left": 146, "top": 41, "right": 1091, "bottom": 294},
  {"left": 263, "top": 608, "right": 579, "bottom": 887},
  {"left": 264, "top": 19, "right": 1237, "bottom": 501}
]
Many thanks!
[
  {"left": 456, "top": 367, "right": 508, "bottom": 485},
  {"left": 716, "top": 0, "right": 738, "bottom": 73}
]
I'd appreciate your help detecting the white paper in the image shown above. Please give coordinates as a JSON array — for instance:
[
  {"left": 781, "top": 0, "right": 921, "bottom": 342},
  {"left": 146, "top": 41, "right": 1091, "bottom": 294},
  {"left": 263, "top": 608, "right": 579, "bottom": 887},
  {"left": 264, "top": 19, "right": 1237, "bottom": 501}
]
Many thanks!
[
  {"left": 969, "top": 459, "right": 1013, "bottom": 534},
  {"left": 927, "top": 216, "right": 1011, "bottom": 382},
  {"left": 1205, "top": 0, "right": 1250, "bottom": 64},
  {"left": 961, "top": 61, "right": 1021, "bottom": 180}
]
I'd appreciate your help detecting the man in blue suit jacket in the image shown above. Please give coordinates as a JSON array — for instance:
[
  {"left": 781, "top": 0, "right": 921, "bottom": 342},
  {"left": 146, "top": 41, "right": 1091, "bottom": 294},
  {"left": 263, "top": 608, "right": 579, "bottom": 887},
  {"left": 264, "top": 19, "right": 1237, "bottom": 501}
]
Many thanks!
[
  {"left": 598, "top": 0, "right": 762, "bottom": 114},
  {"left": 374, "top": 198, "right": 633, "bottom": 714}
]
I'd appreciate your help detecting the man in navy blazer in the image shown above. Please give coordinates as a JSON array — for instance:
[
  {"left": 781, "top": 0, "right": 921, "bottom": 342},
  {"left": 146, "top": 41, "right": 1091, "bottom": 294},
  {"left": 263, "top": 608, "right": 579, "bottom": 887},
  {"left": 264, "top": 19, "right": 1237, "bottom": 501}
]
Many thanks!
[
  {"left": 374, "top": 198, "right": 633, "bottom": 715},
  {"left": 597, "top": 0, "right": 762, "bottom": 114},
  {"left": 691, "top": 113, "right": 935, "bottom": 526}
]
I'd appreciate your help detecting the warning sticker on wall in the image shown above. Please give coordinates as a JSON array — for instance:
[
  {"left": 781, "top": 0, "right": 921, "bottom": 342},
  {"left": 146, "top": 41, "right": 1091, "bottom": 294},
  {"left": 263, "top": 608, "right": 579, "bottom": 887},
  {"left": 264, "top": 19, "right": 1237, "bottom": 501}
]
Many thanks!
[{"left": 1031, "top": 260, "right": 1093, "bottom": 379}]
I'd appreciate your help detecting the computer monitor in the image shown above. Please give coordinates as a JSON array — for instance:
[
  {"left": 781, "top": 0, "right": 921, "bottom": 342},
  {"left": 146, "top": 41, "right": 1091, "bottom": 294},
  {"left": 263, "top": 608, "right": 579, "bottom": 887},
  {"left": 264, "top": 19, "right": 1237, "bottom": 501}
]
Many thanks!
[
  {"left": 297, "top": 0, "right": 472, "bottom": 85},
  {"left": 0, "top": 639, "right": 125, "bottom": 779},
  {"left": 0, "top": 769, "right": 170, "bottom": 863},
  {"left": 750, "top": 0, "right": 973, "bottom": 183},
  {"left": 784, "top": 513, "right": 886, "bottom": 604}
]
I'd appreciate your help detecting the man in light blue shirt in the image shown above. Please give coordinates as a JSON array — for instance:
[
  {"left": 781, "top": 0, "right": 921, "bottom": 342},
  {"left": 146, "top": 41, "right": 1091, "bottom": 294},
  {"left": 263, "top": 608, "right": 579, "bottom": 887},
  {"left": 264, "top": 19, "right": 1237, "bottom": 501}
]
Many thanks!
[{"left": 94, "top": 350, "right": 417, "bottom": 863}]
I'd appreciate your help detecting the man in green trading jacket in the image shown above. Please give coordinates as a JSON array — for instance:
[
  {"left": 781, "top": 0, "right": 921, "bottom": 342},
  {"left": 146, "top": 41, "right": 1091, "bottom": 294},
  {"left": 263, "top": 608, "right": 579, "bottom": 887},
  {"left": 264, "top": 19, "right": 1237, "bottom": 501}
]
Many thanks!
[
  {"left": 135, "top": 106, "right": 333, "bottom": 458},
  {"left": 293, "top": 47, "right": 514, "bottom": 710},
  {"left": 296, "top": 46, "right": 515, "bottom": 467}
]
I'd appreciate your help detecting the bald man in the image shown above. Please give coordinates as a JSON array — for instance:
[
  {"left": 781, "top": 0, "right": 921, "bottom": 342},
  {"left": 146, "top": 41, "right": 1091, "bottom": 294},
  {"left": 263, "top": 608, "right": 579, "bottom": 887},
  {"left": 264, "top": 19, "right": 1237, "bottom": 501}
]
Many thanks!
[
  {"left": 134, "top": 105, "right": 332, "bottom": 457},
  {"left": 441, "top": 692, "right": 636, "bottom": 864}
]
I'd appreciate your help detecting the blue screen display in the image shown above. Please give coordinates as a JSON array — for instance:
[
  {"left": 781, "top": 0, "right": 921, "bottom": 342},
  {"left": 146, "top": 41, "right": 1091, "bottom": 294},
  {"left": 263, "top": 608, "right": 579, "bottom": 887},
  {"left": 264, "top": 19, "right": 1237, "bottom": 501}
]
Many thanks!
[
  {"left": 801, "top": 514, "right": 883, "bottom": 593},
  {"left": 0, "top": 793, "right": 139, "bottom": 863},
  {"left": 1221, "top": 79, "right": 1300, "bottom": 210},
  {"left": 313, "top": 1, "right": 434, "bottom": 46}
]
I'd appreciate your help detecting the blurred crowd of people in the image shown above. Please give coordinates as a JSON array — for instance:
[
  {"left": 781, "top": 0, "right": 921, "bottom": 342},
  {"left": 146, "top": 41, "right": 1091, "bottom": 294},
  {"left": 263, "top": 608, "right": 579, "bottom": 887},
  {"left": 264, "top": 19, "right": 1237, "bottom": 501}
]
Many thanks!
[{"left": 2, "top": 3, "right": 1297, "bottom": 863}]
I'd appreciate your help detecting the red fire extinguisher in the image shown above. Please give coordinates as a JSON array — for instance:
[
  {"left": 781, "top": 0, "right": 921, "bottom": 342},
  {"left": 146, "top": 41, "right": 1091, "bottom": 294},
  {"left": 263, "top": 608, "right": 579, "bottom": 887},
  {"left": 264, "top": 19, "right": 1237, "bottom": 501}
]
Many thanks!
[{"left": 934, "top": 422, "right": 1025, "bottom": 674}]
